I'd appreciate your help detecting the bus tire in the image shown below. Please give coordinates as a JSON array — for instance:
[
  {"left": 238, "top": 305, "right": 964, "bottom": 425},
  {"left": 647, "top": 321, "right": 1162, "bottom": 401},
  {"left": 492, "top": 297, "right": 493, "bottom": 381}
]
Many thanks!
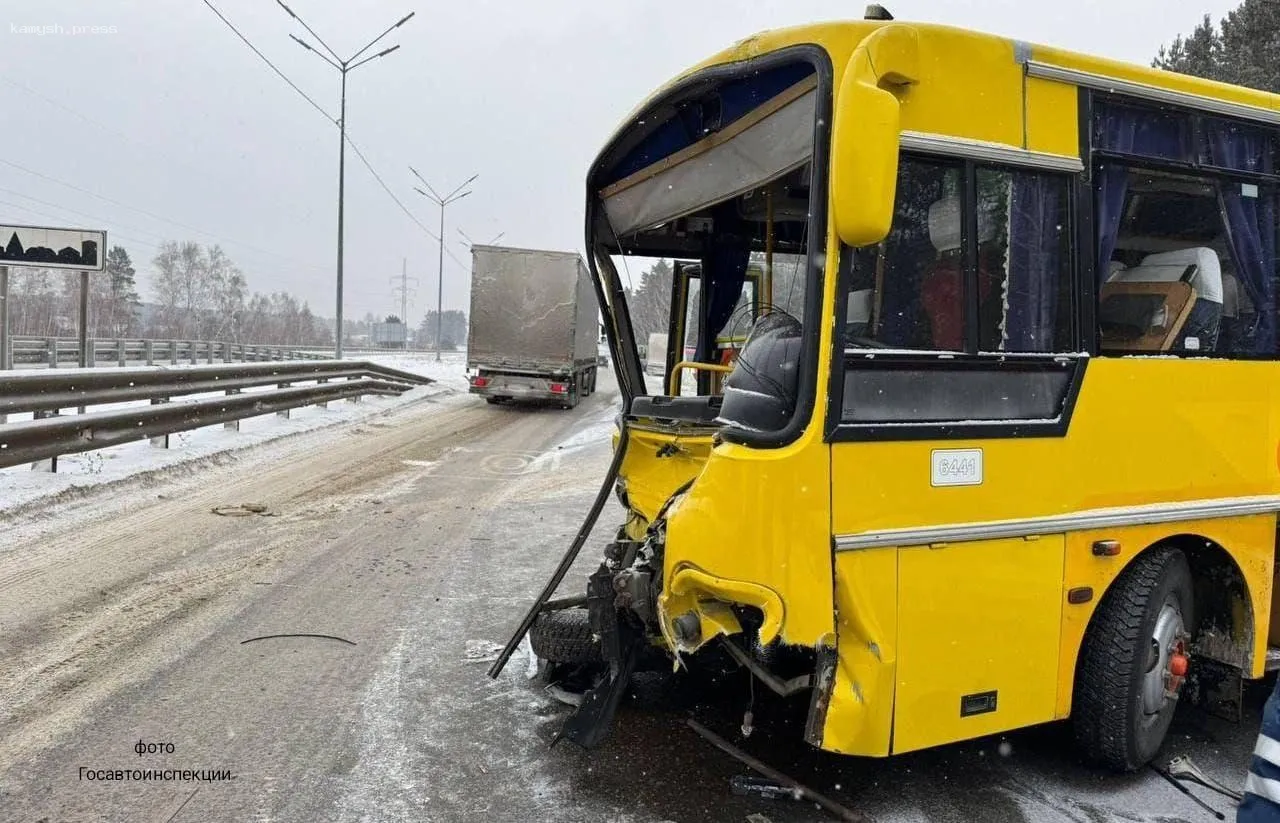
[
  {"left": 530, "top": 609, "right": 600, "bottom": 664},
  {"left": 1071, "top": 545, "right": 1194, "bottom": 772}
]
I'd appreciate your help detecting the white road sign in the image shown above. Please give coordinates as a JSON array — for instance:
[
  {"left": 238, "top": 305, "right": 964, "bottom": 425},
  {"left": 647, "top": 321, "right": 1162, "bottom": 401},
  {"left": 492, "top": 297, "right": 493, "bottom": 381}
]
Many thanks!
[{"left": 0, "top": 224, "right": 106, "bottom": 271}]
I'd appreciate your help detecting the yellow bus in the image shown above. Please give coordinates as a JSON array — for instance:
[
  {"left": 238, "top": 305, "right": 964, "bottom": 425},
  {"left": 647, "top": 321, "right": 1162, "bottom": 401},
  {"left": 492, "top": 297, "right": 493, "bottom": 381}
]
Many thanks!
[{"left": 501, "top": 6, "right": 1280, "bottom": 772}]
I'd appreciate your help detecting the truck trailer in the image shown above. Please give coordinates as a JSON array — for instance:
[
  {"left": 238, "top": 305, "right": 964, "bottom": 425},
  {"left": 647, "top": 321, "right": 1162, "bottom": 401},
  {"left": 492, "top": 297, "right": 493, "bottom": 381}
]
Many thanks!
[{"left": 466, "top": 245, "right": 601, "bottom": 408}]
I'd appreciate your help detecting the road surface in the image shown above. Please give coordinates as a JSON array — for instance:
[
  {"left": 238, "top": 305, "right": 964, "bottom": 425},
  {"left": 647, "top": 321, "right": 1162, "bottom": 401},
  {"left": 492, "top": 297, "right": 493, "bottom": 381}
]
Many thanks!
[{"left": 0, "top": 372, "right": 1264, "bottom": 822}]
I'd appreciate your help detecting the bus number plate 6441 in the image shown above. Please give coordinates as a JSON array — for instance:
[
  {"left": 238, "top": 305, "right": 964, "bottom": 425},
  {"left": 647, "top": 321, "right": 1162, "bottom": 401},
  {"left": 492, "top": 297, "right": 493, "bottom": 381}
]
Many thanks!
[{"left": 930, "top": 448, "right": 983, "bottom": 487}]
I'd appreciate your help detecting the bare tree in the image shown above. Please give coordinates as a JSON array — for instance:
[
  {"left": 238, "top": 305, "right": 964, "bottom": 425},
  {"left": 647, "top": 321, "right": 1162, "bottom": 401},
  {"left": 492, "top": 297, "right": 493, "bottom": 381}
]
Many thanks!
[
  {"left": 205, "top": 245, "right": 246, "bottom": 340},
  {"left": 152, "top": 241, "right": 207, "bottom": 338}
]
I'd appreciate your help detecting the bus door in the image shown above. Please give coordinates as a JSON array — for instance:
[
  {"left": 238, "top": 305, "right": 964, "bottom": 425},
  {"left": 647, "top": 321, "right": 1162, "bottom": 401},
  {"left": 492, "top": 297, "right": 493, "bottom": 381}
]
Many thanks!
[{"left": 666, "top": 261, "right": 760, "bottom": 395}]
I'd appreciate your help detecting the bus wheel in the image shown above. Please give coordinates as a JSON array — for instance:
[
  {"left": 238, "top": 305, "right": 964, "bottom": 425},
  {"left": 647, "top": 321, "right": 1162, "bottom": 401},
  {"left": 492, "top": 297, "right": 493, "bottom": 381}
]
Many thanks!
[
  {"left": 1072, "top": 546, "right": 1194, "bottom": 772},
  {"left": 530, "top": 609, "right": 600, "bottom": 664}
]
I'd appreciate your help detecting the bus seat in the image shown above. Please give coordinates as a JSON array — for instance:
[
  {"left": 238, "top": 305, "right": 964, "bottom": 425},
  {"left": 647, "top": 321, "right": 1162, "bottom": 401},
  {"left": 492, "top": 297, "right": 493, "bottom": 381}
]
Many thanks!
[
  {"left": 1117, "top": 248, "right": 1223, "bottom": 302},
  {"left": 1103, "top": 247, "right": 1223, "bottom": 351},
  {"left": 922, "top": 197, "right": 996, "bottom": 349},
  {"left": 847, "top": 288, "right": 873, "bottom": 338}
]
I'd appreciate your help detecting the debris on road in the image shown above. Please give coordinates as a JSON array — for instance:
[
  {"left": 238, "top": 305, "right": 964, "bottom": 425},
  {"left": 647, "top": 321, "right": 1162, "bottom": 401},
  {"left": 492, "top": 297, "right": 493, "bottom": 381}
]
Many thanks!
[
  {"left": 730, "top": 774, "right": 802, "bottom": 801},
  {"left": 545, "top": 684, "right": 584, "bottom": 707},
  {"left": 464, "top": 639, "right": 505, "bottom": 663},
  {"left": 211, "top": 502, "right": 276, "bottom": 517},
  {"left": 686, "top": 719, "right": 871, "bottom": 823},
  {"left": 521, "top": 635, "right": 539, "bottom": 679},
  {"left": 240, "top": 633, "right": 356, "bottom": 646},
  {"left": 1151, "top": 763, "right": 1226, "bottom": 820},
  {"left": 1167, "top": 755, "right": 1244, "bottom": 802}
]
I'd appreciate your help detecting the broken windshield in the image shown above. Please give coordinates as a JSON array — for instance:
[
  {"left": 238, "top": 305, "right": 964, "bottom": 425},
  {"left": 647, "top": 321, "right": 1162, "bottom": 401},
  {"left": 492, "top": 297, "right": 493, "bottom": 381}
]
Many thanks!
[{"left": 589, "top": 57, "right": 822, "bottom": 433}]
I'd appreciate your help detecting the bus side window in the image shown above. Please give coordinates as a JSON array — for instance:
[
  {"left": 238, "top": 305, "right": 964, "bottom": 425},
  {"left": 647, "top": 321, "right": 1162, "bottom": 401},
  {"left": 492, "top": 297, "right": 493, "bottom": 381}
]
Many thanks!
[
  {"left": 1095, "top": 169, "right": 1261, "bottom": 355},
  {"left": 842, "top": 159, "right": 1071, "bottom": 355},
  {"left": 1091, "top": 100, "right": 1280, "bottom": 358},
  {"left": 846, "top": 158, "right": 964, "bottom": 351}
]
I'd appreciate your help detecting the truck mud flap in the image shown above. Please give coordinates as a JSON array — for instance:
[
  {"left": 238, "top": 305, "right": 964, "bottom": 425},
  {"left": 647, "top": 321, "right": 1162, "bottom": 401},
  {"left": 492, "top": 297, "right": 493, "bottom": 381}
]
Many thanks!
[{"left": 554, "top": 565, "right": 639, "bottom": 748}]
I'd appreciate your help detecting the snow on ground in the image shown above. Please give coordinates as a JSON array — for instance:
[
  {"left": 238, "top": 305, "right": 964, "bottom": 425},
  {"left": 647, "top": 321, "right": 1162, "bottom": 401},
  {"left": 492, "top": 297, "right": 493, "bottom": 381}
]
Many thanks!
[
  {"left": 550, "top": 404, "right": 619, "bottom": 454},
  {"left": 0, "top": 351, "right": 475, "bottom": 514}
]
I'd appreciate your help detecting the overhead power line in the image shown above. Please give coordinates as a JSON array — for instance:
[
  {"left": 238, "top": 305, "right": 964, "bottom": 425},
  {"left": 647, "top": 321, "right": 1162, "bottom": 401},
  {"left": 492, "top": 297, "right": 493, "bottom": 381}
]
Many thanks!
[
  {"left": 343, "top": 135, "right": 438, "bottom": 243},
  {"left": 199, "top": 0, "right": 336, "bottom": 125}
]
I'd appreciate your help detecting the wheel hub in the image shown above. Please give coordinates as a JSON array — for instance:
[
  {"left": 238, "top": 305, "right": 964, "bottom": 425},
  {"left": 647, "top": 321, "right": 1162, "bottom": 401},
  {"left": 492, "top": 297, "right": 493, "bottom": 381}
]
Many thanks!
[{"left": 1142, "top": 600, "right": 1189, "bottom": 716}]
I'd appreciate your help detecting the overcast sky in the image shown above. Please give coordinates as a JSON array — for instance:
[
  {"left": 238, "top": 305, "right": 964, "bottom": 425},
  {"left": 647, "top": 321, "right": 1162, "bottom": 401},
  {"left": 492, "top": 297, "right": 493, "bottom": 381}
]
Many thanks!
[{"left": 0, "top": 0, "right": 1242, "bottom": 324}]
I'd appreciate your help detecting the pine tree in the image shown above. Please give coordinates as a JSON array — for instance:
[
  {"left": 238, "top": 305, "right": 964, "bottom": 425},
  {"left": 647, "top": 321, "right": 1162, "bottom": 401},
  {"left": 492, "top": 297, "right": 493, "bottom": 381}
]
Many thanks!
[
  {"left": 103, "top": 245, "right": 141, "bottom": 336},
  {"left": 1153, "top": 15, "right": 1226, "bottom": 82},
  {"left": 1155, "top": 1, "right": 1280, "bottom": 93},
  {"left": 627, "top": 259, "right": 674, "bottom": 341}
]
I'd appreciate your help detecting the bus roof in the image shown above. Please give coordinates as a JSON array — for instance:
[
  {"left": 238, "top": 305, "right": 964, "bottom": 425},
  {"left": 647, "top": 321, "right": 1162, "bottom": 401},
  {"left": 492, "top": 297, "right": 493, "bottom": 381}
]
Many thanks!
[{"left": 602, "top": 18, "right": 1280, "bottom": 159}]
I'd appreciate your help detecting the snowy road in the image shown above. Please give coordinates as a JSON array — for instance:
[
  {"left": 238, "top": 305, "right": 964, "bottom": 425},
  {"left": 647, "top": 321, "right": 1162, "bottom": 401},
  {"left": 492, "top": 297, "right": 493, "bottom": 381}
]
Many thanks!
[{"left": 0, "top": 368, "right": 1265, "bottom": 822}]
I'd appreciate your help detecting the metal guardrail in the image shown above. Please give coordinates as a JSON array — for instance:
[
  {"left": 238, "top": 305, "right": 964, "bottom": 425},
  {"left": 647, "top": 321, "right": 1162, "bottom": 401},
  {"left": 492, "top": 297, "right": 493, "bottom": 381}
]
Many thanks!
[
  {"left": 8, "top": 336, "right": 325, "bottom": 369},
  {"left": 0, "top": 360, "right": 435, "bottom": 471}
]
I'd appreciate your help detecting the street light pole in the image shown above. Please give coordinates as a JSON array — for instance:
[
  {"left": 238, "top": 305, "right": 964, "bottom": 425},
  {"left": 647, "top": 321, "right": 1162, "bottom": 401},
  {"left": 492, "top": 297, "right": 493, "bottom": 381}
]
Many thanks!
[
  {"left": 278, "top": 2, "right": 414, "bottom": 359},
  {"left": 336, "top": 68, "right": 347, "bottom": 358},
  {"left": 410, "top": 169, "right": 477, "bottom": 362},
  {"left": 437, "top": 205, "right": 445, "bottom": 360}
]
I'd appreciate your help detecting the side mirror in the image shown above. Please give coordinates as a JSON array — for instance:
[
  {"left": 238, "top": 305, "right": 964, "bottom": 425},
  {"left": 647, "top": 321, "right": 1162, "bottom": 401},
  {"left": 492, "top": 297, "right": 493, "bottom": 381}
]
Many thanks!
[{"left": 829, "top": 25, "right": 918, "bottom": 248}]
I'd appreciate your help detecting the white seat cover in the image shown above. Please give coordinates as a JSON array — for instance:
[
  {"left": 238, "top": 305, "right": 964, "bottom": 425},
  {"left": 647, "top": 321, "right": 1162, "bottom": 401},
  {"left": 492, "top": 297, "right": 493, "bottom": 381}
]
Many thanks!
[
  {"left": 847, "top": 289, "right": 873, "bottom": 324},
  {"left": 1112, "top": 247, "right": 1223, "bottom": 304},
  {"left": 926, "top": 196, "right": 996, "bottom": 254}
]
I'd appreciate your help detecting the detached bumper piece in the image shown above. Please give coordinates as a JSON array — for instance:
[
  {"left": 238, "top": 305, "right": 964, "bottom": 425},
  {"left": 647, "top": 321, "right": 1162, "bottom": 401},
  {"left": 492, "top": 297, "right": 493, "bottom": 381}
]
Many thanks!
[{"left": 554, "top": 564, "right": 641, "bottom": 748}]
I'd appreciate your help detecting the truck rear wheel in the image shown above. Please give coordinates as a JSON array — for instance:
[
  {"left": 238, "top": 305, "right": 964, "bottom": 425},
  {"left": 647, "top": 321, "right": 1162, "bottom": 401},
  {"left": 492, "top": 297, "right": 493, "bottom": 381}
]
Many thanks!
[{"left": 1071, "top": 546, "right": 1194, "bottom": 771}]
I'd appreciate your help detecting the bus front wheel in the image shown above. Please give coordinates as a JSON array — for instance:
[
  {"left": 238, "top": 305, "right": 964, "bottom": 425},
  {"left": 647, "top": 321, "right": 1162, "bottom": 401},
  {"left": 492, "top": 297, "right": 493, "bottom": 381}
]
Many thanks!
[{"left": 1071, "top": 545, "right": 1195, "bottom": 772}]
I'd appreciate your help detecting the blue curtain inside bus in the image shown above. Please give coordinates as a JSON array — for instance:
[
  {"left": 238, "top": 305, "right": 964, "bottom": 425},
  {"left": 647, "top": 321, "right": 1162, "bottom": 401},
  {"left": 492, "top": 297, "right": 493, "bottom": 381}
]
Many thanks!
[
  {"left": 697, "top": 237, "right": 749, "bottom": 363},
  {"left": 1205, "top": 122, "right": 1277, "bottom": 353},
  {"left": 1004, "top": 174, "right": 1064, "bottom": 351}
]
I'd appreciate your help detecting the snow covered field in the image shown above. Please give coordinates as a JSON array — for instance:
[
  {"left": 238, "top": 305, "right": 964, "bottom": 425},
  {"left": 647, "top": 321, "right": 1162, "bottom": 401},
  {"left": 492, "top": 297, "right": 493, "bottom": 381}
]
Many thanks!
[{"left": 0, "top": 352, "right": 475, "bottom": 513}]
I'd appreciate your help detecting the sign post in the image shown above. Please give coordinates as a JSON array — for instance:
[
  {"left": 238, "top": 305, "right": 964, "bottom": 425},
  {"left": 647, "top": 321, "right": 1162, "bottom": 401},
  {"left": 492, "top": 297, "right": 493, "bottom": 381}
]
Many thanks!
[
  {"left": 79, "top": 271, "right": 90, "bottom": 368},
  {"left": 0, "top": 265, "right": 9, "bottom": 372}
]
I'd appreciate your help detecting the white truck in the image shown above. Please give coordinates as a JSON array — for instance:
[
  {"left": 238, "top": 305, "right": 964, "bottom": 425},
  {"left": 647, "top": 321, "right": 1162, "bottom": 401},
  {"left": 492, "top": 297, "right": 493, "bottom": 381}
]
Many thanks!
[
  {"left": 645, "top": 332, "right": 668, "bottom": 378},
  {"left": 466, "top": 245, "right": 601, "bottom": 408}
]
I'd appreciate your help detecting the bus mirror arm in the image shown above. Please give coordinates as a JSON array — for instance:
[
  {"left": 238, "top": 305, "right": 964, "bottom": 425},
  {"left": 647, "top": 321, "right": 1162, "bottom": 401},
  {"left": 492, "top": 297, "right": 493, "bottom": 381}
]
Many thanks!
[{"left": 830, "top": 25, "right": 918, "bottom": 248}]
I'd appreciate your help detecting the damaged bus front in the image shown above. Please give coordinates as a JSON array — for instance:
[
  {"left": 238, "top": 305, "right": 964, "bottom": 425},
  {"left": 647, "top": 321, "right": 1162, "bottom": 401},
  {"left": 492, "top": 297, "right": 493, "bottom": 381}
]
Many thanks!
[{"left": 506, "top": 27, "right": 850, "bottom": 751}]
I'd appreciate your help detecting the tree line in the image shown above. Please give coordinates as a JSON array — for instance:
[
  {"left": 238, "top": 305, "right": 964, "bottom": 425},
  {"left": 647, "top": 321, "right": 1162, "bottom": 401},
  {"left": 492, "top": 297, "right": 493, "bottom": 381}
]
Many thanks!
[
  {"left": 6, "top": 240, "right": 477, "bottom": 349},
  {"left": 6, "top": 241, "right": 331, "bottom": 347}
]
